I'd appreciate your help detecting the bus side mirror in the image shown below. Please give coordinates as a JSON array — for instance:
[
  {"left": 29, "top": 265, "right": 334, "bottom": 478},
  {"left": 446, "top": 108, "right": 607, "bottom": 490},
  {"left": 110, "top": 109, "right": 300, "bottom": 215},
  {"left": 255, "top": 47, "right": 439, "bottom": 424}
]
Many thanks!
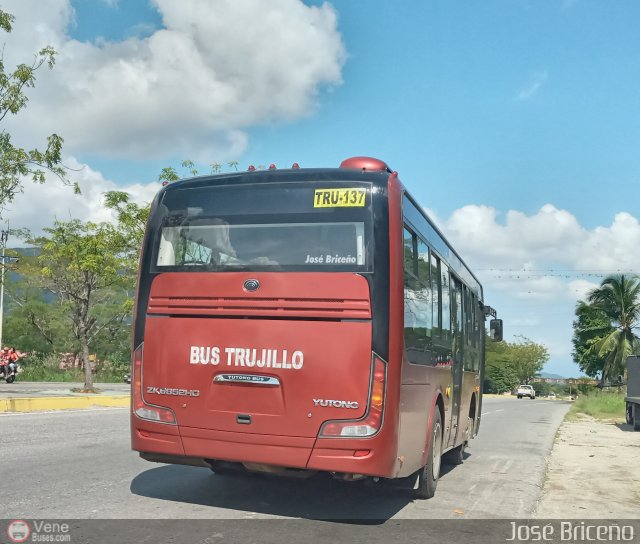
[{"left": 489, "top": 319, "right": 503, "bottom": 342}]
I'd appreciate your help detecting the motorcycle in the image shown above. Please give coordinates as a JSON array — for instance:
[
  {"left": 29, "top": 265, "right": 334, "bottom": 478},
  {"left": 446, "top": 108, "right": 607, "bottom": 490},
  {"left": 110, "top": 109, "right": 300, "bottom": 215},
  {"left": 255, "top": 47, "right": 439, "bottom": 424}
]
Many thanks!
[{"left": 0, "top": 363, "right": 18, "bottom": 383}]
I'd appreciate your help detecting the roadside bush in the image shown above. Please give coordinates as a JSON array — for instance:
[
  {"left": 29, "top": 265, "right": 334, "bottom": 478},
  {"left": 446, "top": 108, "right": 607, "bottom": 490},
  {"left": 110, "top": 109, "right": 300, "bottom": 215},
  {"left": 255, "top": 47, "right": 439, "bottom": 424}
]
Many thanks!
[
  {"left": 94, "top": 353, "right": 130, "bottom": 382},
  {"left": 17, "top": 352, "right": 130, "bottom": 383},
  {"left": 569, "top": 392, "right": 625, "bottom": 420},
  {"left": 19, "top": 352, "right": 83, "bottom": 382}
]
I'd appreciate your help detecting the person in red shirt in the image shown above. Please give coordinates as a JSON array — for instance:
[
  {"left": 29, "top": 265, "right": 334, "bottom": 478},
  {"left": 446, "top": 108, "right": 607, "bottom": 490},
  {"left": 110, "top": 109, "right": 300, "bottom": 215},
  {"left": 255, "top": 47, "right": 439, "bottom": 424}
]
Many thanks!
[
  {"left": 7, "top": 348, "right": 20, "bottom": 377},
  {"left": 0, "top": 347, "right": 9, "bottom": 378}
]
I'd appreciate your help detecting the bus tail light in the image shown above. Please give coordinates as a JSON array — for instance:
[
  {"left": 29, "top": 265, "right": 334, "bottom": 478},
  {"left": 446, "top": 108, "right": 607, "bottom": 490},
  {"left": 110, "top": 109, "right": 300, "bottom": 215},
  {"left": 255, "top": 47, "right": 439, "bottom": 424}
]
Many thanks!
[
  {"left": 132, "top": 343, "right": 176, "bottom": 425},
  {"left": 319, "top": 355, "right": 386, "bottom": 438}
]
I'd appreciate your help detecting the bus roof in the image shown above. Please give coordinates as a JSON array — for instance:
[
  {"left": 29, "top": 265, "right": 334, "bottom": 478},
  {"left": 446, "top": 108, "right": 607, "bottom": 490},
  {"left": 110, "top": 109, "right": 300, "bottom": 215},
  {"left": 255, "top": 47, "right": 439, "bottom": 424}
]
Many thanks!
[{"left": 157, "top": 165, "right": 483, "bottom": 299}]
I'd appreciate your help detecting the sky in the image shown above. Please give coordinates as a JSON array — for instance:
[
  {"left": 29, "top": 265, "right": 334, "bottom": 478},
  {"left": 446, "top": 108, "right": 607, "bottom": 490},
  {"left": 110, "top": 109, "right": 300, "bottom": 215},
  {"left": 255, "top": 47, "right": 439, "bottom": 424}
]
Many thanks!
[{"left": 1, "top": 0, "right": 640, "bottom": 377}]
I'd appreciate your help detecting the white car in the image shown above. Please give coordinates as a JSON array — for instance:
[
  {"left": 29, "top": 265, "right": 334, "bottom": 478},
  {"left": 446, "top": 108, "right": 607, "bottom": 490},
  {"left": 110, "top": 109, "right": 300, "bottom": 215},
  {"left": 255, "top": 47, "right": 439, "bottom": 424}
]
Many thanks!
[{"left": 516, "top": 384, "right": 536, "bottom": 399}]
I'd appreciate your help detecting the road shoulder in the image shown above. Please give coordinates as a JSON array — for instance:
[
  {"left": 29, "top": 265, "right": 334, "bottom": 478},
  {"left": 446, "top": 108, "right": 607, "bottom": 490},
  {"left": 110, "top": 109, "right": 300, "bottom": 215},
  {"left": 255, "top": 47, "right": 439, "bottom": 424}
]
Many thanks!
[{"left": 535, "top": 414, "right": 640, "bottom": 518}]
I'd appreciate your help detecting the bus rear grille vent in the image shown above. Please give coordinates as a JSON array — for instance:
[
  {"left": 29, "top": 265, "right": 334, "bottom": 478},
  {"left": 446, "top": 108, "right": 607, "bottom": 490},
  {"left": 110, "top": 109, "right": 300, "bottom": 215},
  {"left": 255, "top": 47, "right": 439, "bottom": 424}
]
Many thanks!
[{"left": 148, "top": 296, "right": 371, "bottom": 319}]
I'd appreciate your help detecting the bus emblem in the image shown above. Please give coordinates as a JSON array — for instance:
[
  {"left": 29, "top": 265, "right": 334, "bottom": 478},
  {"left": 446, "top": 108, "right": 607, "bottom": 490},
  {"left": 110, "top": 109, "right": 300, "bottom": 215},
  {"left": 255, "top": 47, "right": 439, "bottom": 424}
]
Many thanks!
[
  {"left": 313, "top": 399, "right": 360, "bottom": 409},
  {"left": 243, "top": 279, "right": 260, "bottom": 292}
]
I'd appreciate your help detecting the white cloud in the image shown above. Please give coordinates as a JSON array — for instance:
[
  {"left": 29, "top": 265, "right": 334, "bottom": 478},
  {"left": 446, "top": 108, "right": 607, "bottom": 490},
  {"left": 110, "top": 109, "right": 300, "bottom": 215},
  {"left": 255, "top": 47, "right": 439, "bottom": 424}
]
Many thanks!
[
  {"left": 2, "top": 157, "right": 160, "bottom": 236},
  {"left": 429, "top": 203, "right": 640, "bottom": 376},
  {"left": 442, "top": 203, "right": 640, "bottom": 274},
  {"left": 516, "top": 71, "right": 548, "bottom": 101},
  {"left": 1, "top": 0, "right": 346, "bottom": 160}
]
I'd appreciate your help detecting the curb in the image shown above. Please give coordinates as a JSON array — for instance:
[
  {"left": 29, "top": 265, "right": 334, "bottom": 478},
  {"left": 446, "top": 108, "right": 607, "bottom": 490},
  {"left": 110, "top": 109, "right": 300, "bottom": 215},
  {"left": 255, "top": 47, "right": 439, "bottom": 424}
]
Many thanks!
[{"left": 0, "top": 395, "right": 130, "bottom": 413}]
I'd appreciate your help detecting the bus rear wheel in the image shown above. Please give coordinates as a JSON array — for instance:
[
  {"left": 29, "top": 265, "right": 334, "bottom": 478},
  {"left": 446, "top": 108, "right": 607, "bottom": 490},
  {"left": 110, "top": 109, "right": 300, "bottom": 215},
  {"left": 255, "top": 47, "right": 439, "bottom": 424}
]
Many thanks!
[{"left": 414, "top": 409, "right": 442, "bottom": 499}]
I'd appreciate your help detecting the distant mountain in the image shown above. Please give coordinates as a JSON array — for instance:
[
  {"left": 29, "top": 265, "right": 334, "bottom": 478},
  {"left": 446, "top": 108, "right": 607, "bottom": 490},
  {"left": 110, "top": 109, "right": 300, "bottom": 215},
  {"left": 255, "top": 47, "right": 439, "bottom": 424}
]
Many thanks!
[
  {"left": 11, "top": 247, "right": 39, "bottom": 257},
  {"left": 539, "top": 371, "right": 567, "bottom": 380}
]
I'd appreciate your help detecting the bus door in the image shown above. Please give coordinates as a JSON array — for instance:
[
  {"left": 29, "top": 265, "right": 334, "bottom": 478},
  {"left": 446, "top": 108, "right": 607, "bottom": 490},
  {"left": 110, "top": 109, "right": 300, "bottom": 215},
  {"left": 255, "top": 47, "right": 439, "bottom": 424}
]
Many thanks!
[{"left": 448, "top": 276, "right": 464, "bottom": 448}]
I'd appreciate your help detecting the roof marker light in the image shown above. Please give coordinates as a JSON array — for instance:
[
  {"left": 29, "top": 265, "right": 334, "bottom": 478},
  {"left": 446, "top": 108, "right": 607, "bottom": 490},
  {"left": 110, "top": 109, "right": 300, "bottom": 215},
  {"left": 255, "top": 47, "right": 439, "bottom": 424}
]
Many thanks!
[
  {"left": 248, "top": 165, "right": 256, "bottom": 171},
  {"left": 339, "top": 156, "right": 391, "bottom": 172},
  {"left": 292, "top": 163, "right": 300, "bottom": 169},
  {"left": 269, "top": 164, "right": 277, "bottom": 170},
  {"left": 161, "top": 181, "right": 169, "bottom": 186}
]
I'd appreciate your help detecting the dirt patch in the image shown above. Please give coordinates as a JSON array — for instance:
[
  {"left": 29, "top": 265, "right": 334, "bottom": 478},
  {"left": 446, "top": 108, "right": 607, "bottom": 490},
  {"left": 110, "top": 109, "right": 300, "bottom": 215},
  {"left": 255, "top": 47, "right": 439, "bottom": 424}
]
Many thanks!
[{"left": 535, "top": 415, "right": 640, "bottom": 518}]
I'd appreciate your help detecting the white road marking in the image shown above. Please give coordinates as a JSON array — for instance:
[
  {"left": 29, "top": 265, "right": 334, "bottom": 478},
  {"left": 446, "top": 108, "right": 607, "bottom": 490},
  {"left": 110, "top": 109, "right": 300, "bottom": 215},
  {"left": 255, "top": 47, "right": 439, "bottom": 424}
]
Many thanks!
[
  {"left": 482, "top": 409, "right": 504, "bottom": 416},
  {"left": 0, "top": 407, "right": 127, "bottom": 417}
]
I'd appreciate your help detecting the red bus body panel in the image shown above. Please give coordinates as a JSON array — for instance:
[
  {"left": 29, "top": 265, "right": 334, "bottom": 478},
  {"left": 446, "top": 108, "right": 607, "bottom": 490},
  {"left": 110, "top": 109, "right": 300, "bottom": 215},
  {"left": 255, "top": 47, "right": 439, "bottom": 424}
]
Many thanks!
[{"left": 133, "top": 270, "right": 401, "bottom": 476}]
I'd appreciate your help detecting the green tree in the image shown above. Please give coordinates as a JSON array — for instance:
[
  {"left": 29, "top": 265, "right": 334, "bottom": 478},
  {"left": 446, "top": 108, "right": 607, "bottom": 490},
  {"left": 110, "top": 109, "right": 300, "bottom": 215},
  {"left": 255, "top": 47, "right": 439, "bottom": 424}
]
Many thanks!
[
  {"left": 181, "top": 159, "right": 198, "bottom": 176},
  {"left": 572, "top": 301, "right": 614, "bottom": 379},
  {"left": 586, "top": 274, "right": 640, "bottom": 384},
  {"left": 24, "top": 220, "right": 131, "bottom": 391},
  {"left": 103, "top": 191, "right": 149, "bottom": 260},
  {"left": 5, "top": 270, "right": 75, "bottom": 353},
  {"left": 510, "top": 336, "right": 549, "bottom": 384},
  {"left": 484, "top": 335, "right": 549, "bottom": 392},
  {"left": 0, "top": 8, "right": 76, "bottom": 208},
  {"left": 159, "top": 166, "right": 179, "bottom": 184},
  {"left": 484, "top": 335, "right": 519, "bottom": 393}
]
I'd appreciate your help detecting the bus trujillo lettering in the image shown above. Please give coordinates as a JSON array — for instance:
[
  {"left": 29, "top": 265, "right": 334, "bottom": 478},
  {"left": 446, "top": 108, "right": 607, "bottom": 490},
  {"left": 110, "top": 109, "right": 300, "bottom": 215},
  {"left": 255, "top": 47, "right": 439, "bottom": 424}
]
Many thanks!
[{"left": 130, "top": 156, "right": 503, "bottom": 499}]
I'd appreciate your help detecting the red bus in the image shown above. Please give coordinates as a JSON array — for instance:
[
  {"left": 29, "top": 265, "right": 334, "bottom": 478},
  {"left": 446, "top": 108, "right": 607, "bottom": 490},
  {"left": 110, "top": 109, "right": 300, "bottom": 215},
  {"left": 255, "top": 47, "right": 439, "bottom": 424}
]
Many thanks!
[{"left": 131, "top": 156, "right": 502, "bottom": 499}]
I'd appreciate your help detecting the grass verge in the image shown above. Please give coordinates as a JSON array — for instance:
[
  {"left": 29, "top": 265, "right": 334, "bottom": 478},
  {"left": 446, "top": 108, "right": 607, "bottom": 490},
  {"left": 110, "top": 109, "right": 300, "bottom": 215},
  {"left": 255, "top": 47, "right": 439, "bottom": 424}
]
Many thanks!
[
  {"left": 15, "top": 352, "right": 128, "bottom": 383},
  {"left": 19, "top": 367, "right": 125, "bottom": 383},
  {"left": 567, "top": 392, "right": 626, "bottom": 421}
]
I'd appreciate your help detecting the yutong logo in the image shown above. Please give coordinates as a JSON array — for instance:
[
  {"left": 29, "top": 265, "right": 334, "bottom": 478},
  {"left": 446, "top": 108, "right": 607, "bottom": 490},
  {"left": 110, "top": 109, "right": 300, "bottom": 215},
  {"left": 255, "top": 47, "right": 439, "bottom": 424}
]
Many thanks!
[
  {"left": 147, "top": 387, "right": 200, "bottom": 397},
  {"left": 313, "top": 399, "right": 359, "bottom": 409}
]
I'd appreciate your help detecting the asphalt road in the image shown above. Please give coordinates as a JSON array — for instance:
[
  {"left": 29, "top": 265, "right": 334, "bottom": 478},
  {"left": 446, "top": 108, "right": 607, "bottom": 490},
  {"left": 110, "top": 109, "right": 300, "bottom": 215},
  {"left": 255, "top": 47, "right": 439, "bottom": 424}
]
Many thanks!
[{"left": 0, "top": 397, "right": 569, "bottom": 522}]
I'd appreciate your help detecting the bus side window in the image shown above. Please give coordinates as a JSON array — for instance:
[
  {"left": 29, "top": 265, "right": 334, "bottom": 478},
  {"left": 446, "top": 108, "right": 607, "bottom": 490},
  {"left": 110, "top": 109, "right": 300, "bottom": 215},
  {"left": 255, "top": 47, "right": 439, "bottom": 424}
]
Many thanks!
[
  {"left": 469, "top": 291, "right": 475, "bottom": 348},
  {"left": 440, "top": 262, "right": 451, "bottom": 342},
  {"left": 473, "top": 294, "right": 481, "bottom": 371},
  {"left": 462, "top": 285, "right": 473, "bottom": 371},
  {"left": 464, "top": 286, "right": 473, "bottom": 348},
  {"left": 451, "top": 276, "right": 463, "bottom": 363},
  {"left": 417, "top": 238, "right": 433, "bottom": 338},
  {"left": 431, "top": 252, "right": 440, "bottom": 335},
  {"left": 403, "top": 227, "right": 433, "bottom": 365},
  {"left": 403, "top": 228, "right": 418, "bottom": 361},
  {"left": 403, "top": 227, "right": 416, "bottom": 276}
]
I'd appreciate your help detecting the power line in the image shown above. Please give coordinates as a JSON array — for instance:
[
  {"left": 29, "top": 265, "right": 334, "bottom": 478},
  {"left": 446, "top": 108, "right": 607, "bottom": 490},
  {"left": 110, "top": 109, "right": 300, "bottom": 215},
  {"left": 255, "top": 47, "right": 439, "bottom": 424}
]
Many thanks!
[{"left": 475, "top": 268, "right": 638, "bottom": 280}]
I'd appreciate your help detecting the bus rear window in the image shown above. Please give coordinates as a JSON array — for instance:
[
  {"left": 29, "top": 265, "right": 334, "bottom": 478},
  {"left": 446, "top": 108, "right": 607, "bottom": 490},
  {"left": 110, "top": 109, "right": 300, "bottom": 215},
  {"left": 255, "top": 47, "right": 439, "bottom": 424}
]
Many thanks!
[{"left": 151, "top": 182, "right": 373, "bottom": 272}]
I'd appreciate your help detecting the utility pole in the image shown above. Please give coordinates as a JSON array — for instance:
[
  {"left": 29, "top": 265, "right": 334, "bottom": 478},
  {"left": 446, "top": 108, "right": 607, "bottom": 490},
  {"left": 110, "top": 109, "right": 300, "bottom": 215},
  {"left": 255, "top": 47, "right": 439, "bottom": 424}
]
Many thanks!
[{"left": 0, "top": 227, "right": 8, "bottom": 349}]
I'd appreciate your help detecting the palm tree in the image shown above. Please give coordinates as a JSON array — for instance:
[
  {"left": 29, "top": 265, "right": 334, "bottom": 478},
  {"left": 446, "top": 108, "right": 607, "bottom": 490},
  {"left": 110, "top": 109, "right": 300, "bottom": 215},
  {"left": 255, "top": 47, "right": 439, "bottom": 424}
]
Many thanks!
[{"left": 587, "top": 274, "right": 640, "bottom": 384}]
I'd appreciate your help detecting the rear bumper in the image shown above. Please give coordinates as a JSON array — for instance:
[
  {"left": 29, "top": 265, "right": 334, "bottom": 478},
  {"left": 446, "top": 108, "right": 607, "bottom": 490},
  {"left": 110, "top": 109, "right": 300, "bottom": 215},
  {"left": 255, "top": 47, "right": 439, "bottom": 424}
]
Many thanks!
[
  {"left": 132, "top": 419, "right": 397, "bottom": 478},
  {"left": 181, "top": 426, "right": 315, "bottom": 469}
]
